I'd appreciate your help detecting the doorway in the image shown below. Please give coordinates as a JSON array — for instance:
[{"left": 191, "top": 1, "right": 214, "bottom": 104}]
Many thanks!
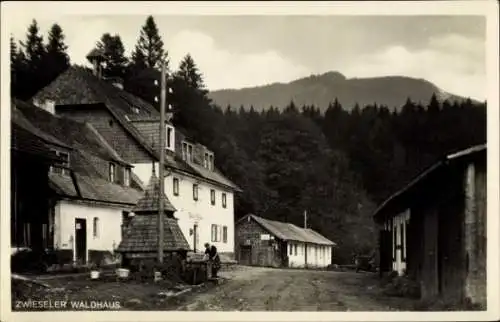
[
  {"left": 75, "top": 218, "right": 87, "bottom": 264},
  {"left": 239, "top": 245, "right": 252, "bottom": 266}
]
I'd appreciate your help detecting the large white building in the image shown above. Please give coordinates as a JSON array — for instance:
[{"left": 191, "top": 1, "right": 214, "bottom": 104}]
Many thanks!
[{"left": 33, "top": 54, "right": 240, "bottom": 257}]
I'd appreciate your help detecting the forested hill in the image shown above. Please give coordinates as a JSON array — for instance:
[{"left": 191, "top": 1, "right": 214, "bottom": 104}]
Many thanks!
[{"left": 208, "top": 71, "right": 474, "bottom": 112}]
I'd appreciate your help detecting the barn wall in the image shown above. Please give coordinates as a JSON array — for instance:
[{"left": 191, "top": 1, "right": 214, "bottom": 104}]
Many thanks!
[
  {"left": 463, "top": 160, "right": 487, "bottom": 307},
  {"left": 235, "top": 218, "right": 282, "bottom": 267}
]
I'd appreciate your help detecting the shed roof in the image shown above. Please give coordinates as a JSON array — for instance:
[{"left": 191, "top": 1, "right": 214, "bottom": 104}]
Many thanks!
[
  {"left": 117, "top": 214, "right": 190, "bottom": 253},
  {"left": 373, "top": 143, "right": 486, "bottom": 222},
  {"left": 239, "top": 214, "right": 336, "bottom": 246},
  {"left": 49, "top": 172, "right": 143, "bottom": 206},
  {"left": 132, "top": 171, "right": 176, "bottom": 213}
]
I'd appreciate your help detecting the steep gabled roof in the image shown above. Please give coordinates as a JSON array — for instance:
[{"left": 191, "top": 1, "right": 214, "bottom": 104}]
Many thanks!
[
  {"left": 12, "top": 99, "right": 143, "bottom": 206},
  {"left": 238, "top": 214, "right": 336, "bottom": 246},
  {"left": 133, "top": 171, "right": 176, "bottom": 213},
  {"left": 13, "top": 99, "right": 129, "bottom": 166},
  {"left": 33, "top": 66, "right": 241, "bottom": 192}
]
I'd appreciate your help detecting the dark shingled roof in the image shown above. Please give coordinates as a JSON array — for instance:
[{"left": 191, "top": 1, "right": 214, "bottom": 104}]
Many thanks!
[
  {"left": 117, "top": 214, "right": 190, "bottom": 252},
  {"left": 117, "top": 171, "right": 189, "bottom": 252},
  {"left": 13, "top": 99, "right": 129, "bottom": 166},
  {"left": 238, "top": 214, "right": 336, "bottom": 246},
  {"left": 49, "top": 172, "right": 143, "bottom": 206},
  {"left": 12, "top": 99, "right": 143, "bottom": 206},
  {"left": 133, "top": 171, "right": 176, "bottom": 213},
  {"left": 11, "top": 123, "right": 60, "bottom": 161},
  {"left": 33, "top": 66, "right": 241, "bottom": 192}
]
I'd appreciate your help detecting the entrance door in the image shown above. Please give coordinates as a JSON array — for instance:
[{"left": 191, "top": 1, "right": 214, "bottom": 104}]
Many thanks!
[
  {"left": 75, "top": 218, "right": 87, "bottom": 264},
  {"left": 240, "top": 245, "right": 252, "bottom": 266},
  {"left": 193, "top": 224, "right": 199, "bottom": 252}
]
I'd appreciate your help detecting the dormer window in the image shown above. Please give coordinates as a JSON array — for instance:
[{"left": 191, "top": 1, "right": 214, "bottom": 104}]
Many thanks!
[
  {"left": 204, "top": 151, "right": 214, "bottom": 170},
  {"left": 166, "top": 125, "right": 174, "bottom": 151},
  {"left": 132, "top": 107, "right": 140, "bottom": 114},
  {"left": 109, "top": 163, "right": 116, "bottom": 182},
  {"left": 50, "top": 150, "right": 70, "bottom": 175},
  {"left": 124, "top": 167, "right": 131, "bottom": 186},
  {"left": 209, "top": 154, "right": 214, "bottom": 171},
  {"left": 182, "top": 141, "right": 194, "bottom": 163}
]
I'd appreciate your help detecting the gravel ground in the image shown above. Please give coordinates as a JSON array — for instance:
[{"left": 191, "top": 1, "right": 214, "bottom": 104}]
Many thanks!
[{"left": 176, "top": 266, "right": 418, "bottom": 311}]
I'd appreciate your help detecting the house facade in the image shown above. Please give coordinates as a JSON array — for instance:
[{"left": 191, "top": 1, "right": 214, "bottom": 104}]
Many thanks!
[
  {"left": 33, "top": 58, "right": 240, "bottom": 258},
  {"left": 235, "top": 214, "right": 335, "bottom": 268},
  {"left": 13, "top": 99, "right": 143, "bottom": 266},
  {"left": 374, "top": 144, "right": 487, "bottom": 308}
]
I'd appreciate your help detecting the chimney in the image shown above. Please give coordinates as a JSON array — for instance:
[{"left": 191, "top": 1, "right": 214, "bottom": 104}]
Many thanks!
[{"left": 304, "top": 210, "right": 307, "bottom": 229}]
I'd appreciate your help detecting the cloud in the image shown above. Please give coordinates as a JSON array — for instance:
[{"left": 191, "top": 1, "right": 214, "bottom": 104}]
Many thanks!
[
  {"left": 342, "top": 34, "right": 486, "bottom": 100},
  {"left": 167, "top": 30, "right": 310, "bottom": 90}
]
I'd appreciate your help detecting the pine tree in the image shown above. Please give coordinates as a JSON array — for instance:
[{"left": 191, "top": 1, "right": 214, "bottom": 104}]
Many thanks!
[
  {"left": 10, "top": 36, "right": 21, "bottom": 97},
  {"left": 44, "top": 23, "right": 70, "bottom": 85},
  {"left": 131, "top": 16, "right": 167, "bottom": 69},
  {"left": 97, "top": 33, "right": 128, "bottom": 78},
  {"left": 176, "top": 54, "right": 206, "bottom": 91},
  {"left": 19, "top": 20, "right": 46, "bottom": 98}
]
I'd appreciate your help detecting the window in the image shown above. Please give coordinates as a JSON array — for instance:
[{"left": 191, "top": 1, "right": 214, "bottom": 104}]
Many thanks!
[
  {"left": 188, "top": 144, "right": 193, "bottom": 162},
  {"left": 223, "top": 226, "right": 228, "bottom": 243},
  {"left": 289, "top": 243, "right": 293, "bottom": 255},
  {"left": 204, "top": 152, "right": 209, "bottom": 168},
  {"left": 182, "top": 141, "right": 194, "bottom": 162},
  {"left": 166, "top": 126, "right": 172, "bottom": 149},
  {"left": 193, "top": 184, "right": 199, "bottom": 201},
  {"left": 222, "top": 193, "right": 227, "bottom": 208},
  {"left": 217, "top": 225, "right": 222, "bottom": 242},
  {"left": 124, "top": 168, "right": 131, "bottom": 186},
  {"left": 294, "top": 244, "right": 298, "bottom": 256},
  {"left": 173, "top": 178, "right": 179, "bottom": 196},
  {"left": 93, "top": 217, "right": 99, "bottom": 238},
  {"left": 209, "top": 154, "right": 214, "bottom": 171},
  {"left": 401, "top": 222, "right": 406, "bottom": 261},
  {"left": 109, "top": 163, "right": 115, "bottom": 182},
  {"left": 50, "top": 150, "right": 70, "bottom": 175},
  {"left": 211, "top": 224, "right": 217, "bottom": 242},
  {"left": 210, "top": 189, "right": 216, "bottom": 205}
]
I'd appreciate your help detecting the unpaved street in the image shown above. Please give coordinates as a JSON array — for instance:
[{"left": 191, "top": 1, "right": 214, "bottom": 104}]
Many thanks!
[{"left": 177, "top": 266, "right": 416, "bottom": 311}]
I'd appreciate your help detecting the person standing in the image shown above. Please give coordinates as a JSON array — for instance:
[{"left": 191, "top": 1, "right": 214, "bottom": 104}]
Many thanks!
[{"left": 204, "top": 243, "right": 221, "bottom": 278}]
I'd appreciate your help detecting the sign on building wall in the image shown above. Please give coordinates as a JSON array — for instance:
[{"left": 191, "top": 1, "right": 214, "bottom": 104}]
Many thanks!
[{"left": 260, "top": 234, "right": 270, "bottom": 240}]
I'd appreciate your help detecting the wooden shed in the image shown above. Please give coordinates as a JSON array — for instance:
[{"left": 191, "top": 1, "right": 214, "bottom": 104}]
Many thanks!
[
  {"left": 235, "top": 214, "right": 335, "bottom": 268},
  {"left": 374, "top": 144, "right": 487, "bottom": 308}
]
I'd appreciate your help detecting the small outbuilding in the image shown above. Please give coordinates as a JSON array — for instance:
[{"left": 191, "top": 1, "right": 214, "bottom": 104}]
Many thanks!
[
  {"left": 373, "top": 144, "right": 486, "bottom": 308},
  {"left": 235, "top": 214, "right": 336, "bottom": 268},
  {"left": 117, "top": 169, "right": 190, "bottom": 265}
]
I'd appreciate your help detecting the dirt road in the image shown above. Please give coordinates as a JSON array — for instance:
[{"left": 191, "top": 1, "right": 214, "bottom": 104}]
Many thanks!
[{"left": 177, "top": 266, "right": 416, "bottom": 311}]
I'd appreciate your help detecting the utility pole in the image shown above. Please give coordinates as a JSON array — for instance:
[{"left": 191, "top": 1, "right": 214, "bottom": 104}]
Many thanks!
[
  {"left": 304, "top": 210, "right": 307, "bottom": 229},
  {"left": 157, "top": 61, "right": 167, "bottom": 264}
]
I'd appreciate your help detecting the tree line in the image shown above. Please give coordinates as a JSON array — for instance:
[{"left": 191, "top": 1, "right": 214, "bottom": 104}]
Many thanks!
[{"left": 10, "top": 17, "right": 487, "bottom": 264}]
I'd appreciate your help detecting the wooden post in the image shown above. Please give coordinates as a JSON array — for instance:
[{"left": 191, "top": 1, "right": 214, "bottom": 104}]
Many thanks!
[{"left": 157, "top": 62, "right": 167, "bottom": 264}]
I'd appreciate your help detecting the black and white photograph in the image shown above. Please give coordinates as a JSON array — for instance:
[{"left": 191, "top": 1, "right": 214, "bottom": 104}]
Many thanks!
[{"left": 1, "top": 1, "right": 498, "bottom": 321}]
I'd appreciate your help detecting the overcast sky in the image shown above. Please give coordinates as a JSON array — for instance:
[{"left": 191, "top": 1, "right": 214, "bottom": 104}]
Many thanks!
[{"left": 8, "top": 12, "right": 486, "bottom": 99}]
